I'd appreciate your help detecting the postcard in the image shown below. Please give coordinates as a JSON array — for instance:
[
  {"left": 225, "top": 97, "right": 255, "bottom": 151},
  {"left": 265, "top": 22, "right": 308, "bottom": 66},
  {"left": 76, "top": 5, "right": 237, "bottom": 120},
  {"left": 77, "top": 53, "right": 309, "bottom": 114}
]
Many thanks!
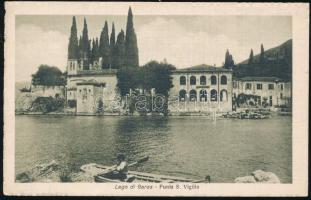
[{"left": 3, "top": 2, "right": 309, "bottom": 196}]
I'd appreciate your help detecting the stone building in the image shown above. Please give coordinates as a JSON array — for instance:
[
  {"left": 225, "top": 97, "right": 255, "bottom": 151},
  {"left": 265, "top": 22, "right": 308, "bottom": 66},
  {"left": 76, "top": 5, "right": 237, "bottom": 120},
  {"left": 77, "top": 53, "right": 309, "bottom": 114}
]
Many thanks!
[
  {"left": 168, "top": 64, "right": 233, "bottom": 112},
  {"left": 76, "top": 80, "right": 105, "bottom": 113},
  {"left": 66, "top": 60, "right": 119, "bottom": 114},
  {"left": 232, "top": 77, "right": 291, "bottom": 107}
]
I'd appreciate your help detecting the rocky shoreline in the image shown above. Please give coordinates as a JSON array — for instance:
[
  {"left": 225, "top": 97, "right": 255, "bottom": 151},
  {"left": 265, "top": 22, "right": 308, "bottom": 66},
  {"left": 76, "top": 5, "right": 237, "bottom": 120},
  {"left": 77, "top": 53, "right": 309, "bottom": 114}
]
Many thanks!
[{"left": 16, "top": 160, "right": 281, "bottom": 183}]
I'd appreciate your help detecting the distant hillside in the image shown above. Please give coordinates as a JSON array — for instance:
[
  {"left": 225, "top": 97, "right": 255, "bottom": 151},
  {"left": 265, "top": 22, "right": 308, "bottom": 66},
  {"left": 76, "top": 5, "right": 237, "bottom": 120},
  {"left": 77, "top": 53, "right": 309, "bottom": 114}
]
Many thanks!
[{"left": 233, "top": 39, "right": 292, "bottom": 81}]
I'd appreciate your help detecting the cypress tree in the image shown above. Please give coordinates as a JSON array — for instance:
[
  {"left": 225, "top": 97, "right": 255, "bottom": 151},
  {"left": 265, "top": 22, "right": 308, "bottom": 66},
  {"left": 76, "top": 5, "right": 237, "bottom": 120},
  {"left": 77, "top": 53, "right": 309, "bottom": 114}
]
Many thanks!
[
  {"left": 114, "top": 30, "right": 126, "bottom": 69},
  {"left": 110, "top": 23, "right": 116, "bottom": 68},
  {"left": 249, "top": 49, "right": 254, "bottom": 65},
  {"left": 80, "top": 18, "right": 90, "bottom": 69},
  {"left": 78, "top": 35, "right": 82, "bottom": 58},
  {"left": 81, "top": 18, "right": 90, "bottom": 57},
  {"left": 224, "top": 49, "right": 230, "bottom": 68},
  {"left": 125, "top": 7, "right": 139, "bottom": 67},
  {"left": 229, "top": 55, "right": 234, "bottom": 67},
  {"left": 91, "top": 39, "right": 96, "bottom": 63},
  {"left": 68, "top": 16, "right": 79, "bottom": 59},
  {"left": 99, "top": 21, "right": 110, "bottom": 69},
  {"left": 260, "top": 44, "right": 265, "bottom": 64},
  {"left": 224, "top": 49, "right": 234, "bottom": 68},
  {"left": 95, "top": 37, "right": 100, "bottom": 60}
]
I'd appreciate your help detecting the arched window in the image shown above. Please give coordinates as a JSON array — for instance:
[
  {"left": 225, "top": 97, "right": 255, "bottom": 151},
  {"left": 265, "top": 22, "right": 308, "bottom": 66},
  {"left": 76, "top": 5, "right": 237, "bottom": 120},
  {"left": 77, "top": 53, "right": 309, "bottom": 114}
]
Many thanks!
[
  {"left": 180, "top": 76, "right": 186, "bottom": 85},
  {"left": 221, "top": 75, "right": 227, "bottom": 85},
  {"left": 189, "top": 90, "right": 197, "bottom": 101},
  {"left": 211, "top": 89, "right": 217, "bottom": 101},
  {"left": 200, "top": 76, "right": 206, "bottom": 85},
  {"left": 179, "top": 90, "right": 187, "bottom": 101},
  {"left": 190, "top": 76, "right": 196, "bottom": 85},
  {"left": 211, "top": 75, "right": 217, "bottom": 85},
  {"left": 199, "top": 89, "right": 207, "bottom": 102},
  {"left": 220, "top": 90, "right": 228, "bottom": 101}
]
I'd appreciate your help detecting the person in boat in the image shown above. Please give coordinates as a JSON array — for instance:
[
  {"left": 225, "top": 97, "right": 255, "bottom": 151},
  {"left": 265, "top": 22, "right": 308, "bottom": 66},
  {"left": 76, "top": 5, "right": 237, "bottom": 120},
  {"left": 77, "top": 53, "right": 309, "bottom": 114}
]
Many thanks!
[{"left": 104, "top": 153, "right": 128, "bottom": 181}]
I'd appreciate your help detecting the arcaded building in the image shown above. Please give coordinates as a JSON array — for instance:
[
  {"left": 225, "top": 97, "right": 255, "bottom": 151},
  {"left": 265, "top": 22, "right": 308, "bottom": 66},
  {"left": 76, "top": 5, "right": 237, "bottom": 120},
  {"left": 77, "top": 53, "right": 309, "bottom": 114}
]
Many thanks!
[{"left": 168, "top": 64, "right": 233, "bottom": 112}]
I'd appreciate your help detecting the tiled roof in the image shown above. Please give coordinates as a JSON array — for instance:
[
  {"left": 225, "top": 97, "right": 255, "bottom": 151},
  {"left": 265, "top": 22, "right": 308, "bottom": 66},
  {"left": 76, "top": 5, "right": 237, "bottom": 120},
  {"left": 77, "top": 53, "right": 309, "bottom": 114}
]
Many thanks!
[
  {"left": 174, "top": 64, "right": 232, "bottom": 73},
  {"left": 235, "top": 76, "right": 283, "bottom": 82}
]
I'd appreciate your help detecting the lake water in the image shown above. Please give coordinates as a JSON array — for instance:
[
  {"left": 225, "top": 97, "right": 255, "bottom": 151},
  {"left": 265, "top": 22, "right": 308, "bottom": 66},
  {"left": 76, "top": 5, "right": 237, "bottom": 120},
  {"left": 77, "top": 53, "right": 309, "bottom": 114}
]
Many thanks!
[{"left": 15, "top": 115, "right": 292, "bottom": 183}]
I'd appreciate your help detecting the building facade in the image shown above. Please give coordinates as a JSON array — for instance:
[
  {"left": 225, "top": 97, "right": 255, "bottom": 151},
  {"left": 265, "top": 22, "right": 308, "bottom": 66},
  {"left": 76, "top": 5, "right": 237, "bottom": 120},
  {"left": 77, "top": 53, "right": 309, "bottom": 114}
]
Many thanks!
[
  {"left": 232, "top": 77, "right": 291, "bottom": 107},
  {"left": 66, "top": 58, "right": 119, "bottom": 114},
  {"left": 168, "top": 65, "right": 233, "bottom": 112}
]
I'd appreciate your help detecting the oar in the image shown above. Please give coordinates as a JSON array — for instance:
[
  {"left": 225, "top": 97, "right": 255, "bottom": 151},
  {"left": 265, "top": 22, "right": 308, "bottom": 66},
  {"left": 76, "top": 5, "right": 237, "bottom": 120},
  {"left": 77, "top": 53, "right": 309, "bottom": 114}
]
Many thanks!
[
  {"left": 193, "top": 175, "right": 211, "bottom": 183},
  {"left": 96, "top": 156, "right": 149, "bottom": 176}
]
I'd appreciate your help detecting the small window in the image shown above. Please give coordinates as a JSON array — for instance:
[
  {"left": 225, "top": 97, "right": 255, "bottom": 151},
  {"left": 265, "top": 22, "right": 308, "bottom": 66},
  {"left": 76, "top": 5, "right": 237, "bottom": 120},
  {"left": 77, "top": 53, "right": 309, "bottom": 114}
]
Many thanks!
[
  {"left": 220, "top": 75, "right": 227, "bottom": 85},
  {"left": 210, "top": 89, "right": 217, "bottom": 101},
  {"left": 211, "top": 75, "right": 217, "bottom": 85},
  {"left": 200, "top": 76, "right": 206, "bottom": 85},
  {"left": 179, "top": 90, "right": 186, "bottom": 101},
  {"left": 246, "top": 83, "right": 252, "bottom": 90},
  {"left": 89, "top": 89, "right": 91, "bottom": 92},
  {"left": 79, "top": 90, "right": 82, "bottom": 92},
  {"left": 190, "top": 76, "right": 196, "bottom": 85},
  {"left": 180, "top": 76, "right": 186, "bottom": 85},
  {"left": 257, "top": 84, "right": 262, "bottom": 90},
  {"left": 280, "top": 84, "right": 283, "bottom": 90},
  {"left": 280, "top": 93, "right": 283, "bottom": 99},
  {"left": 189, "top": 90, "right": 197, "bottom": 101},
  {"left": 268, "top": 84, "right": 274, "bottom": 90}
]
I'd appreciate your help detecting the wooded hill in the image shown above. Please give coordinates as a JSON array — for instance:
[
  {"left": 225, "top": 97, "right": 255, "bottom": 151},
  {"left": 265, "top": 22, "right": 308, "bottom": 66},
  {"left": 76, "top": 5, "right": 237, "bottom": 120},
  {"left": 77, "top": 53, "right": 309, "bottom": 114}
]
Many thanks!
[{"left": 232, "top": 39, "right": 292, "bottom": 81}]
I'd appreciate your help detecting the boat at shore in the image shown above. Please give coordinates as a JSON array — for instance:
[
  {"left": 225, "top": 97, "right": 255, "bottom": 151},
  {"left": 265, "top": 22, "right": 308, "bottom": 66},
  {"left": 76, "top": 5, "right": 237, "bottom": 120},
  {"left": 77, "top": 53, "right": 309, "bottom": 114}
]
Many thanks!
[
  {"left": 222, "top": 109, "right": 271, "bottom": 119},
  {"left": 81, "top": 163, "right": 210, "bottom": 183}
]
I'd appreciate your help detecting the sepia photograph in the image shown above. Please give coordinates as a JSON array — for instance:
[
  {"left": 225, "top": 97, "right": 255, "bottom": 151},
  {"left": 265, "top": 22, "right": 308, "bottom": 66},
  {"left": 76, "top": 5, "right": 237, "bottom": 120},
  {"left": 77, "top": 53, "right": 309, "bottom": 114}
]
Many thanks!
[{"left": 4, "top": 2, "right": 309, "bottom": 196}]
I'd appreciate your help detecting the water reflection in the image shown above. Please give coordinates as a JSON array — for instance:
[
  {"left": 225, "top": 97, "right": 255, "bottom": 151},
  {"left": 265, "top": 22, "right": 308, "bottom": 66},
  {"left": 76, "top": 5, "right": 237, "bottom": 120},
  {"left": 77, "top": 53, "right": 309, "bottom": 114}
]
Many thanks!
[
  {"left": 113, "top": 116, "right": 171, "bottom": 171},
  {"left": 15, "top": 115, "right": 292, "bottom": 182}
]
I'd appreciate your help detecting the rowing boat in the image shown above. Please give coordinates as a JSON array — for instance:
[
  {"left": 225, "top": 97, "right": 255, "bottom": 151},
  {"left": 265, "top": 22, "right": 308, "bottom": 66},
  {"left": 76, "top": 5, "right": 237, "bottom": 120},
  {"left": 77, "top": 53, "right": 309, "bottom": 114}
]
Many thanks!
[{"left": 81, "top": 163, "right": 210, "bottom": 183}]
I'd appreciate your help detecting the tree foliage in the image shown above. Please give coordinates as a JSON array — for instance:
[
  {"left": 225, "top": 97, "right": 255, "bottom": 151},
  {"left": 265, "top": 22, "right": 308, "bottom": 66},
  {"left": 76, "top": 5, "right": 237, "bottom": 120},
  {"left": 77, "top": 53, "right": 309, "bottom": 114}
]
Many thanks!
[
  {"left": 31, "top": 97, "right": 65, "bottom": 113},
  {"left": 32, "top": 65, "right": 66, "bottom": 86},
  {"left": 100, "top": 21, "right": 110, "bottom": 69},
  {"left": 68, "top": 8, "right": 139, "bottom": 70},
  {"left": 113, "top": 30, "right": 126, "bottom": 69},
  {"left": 260, "top": 44, "right": 265, "bottom": 64},
  {"left": 248, "top": 49, "right": 254, "bottom": 65},
  {"left": 224, "top": 49, "right": 234, "bottom": 69},
  {"left": 125, "top": 7, "right": 139, "bottom": 67},
  {"left": 234, "top": 40, "right": 292, "bottom": 81},
  {"left": 116, "top": 60, "right": 176, "bottom": 97},
  {"left": 68, "top": 16, "right": 79, "bottom": 59},
  {"left": 141, "top": 61, "right": 175, "bottom": 96},
  {"left": 116, "top": 66, "right": 142, "bottom": 96}
]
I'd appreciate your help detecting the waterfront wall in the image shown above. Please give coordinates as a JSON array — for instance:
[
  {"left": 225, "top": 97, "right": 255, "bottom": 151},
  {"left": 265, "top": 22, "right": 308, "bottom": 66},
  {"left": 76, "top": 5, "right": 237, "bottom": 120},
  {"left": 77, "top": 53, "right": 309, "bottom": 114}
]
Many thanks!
[{"left": 31, "top": 85, "right": 65, "bottom": 98}]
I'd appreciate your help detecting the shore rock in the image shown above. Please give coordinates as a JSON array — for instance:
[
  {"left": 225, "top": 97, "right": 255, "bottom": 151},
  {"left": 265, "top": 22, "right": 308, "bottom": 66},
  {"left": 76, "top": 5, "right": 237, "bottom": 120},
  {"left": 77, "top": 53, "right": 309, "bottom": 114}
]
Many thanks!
[
  {"left": 234, "top": 175, "right": 256, "bottom": 183},
  {"left": 16, "top": 160, "right": 94, "bottom": 183},
  {"left": 251, "top": 170, "right": 281, "bottom": 183},
  {"left": 234, "top": 169, "right": 280, "bottom": 183}
]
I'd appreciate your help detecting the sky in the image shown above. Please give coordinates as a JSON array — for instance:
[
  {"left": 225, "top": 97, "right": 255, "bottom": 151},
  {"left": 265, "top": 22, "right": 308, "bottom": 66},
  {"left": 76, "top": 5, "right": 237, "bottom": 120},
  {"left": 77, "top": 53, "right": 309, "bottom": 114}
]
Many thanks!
[{"left": 15, "top": 14, "right": 291, "bottom": 82}]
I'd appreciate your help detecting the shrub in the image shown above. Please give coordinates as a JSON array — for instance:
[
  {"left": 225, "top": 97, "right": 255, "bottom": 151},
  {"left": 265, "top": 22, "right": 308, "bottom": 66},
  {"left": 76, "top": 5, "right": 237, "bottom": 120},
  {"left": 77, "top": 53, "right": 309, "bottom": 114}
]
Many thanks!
[{"left": 31, "top": 97, "right": 64, "bottom": 113}]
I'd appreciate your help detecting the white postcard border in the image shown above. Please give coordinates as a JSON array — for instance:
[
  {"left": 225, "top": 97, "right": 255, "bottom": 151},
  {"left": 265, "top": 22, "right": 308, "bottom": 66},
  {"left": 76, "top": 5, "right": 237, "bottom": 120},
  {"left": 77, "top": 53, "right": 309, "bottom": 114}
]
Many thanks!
[{"left": 4, "top": 2, "right": 309, "bottom": 196}]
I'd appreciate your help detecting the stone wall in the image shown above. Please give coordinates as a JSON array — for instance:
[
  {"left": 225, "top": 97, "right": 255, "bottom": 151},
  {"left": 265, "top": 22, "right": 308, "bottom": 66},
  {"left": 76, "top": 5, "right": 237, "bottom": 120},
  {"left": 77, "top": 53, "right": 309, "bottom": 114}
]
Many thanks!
[{"left": 31, "top": 85, "right": 65, "bottom": 98}]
